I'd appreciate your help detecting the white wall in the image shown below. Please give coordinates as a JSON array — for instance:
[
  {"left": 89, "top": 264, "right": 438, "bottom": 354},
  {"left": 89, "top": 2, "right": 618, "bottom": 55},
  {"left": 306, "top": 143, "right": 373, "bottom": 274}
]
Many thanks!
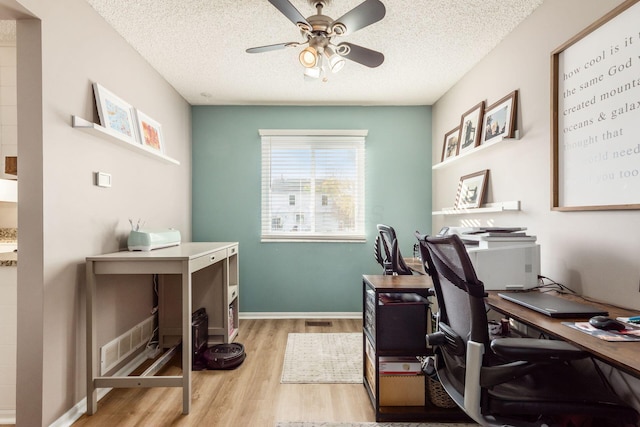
[
  {"left": 432, "top": 0, "right": 640, "bottom": 310},
  {"left": 5, "top": 0, "right": 192, "bottom": 425}
]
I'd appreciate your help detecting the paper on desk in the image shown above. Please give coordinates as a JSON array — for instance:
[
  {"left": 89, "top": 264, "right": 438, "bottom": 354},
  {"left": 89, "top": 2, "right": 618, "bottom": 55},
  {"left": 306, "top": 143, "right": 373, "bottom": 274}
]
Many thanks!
[
  {"left": 562, "top": 322, "right": 640, "bottom": 342},
  {"left": 616, "top": 317, "right": 640, "bottom": 324}
]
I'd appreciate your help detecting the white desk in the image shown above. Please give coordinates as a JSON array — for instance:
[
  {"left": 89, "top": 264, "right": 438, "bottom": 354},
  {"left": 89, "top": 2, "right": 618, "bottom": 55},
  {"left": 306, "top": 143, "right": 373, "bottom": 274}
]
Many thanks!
[{"left": 85, "top": 242, "right": 238, "bottom": 415}]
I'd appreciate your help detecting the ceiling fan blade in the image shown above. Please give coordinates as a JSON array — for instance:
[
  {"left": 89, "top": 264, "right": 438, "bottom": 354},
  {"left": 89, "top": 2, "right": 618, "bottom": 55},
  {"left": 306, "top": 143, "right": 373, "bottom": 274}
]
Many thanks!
[
  {"left": 337, "top": 42, "right": 384, "bottom": 68},
  {"left": 246, "top": 42, "right": 299, "bottom": 54},
  {"left": 332, "top": 0, "right": 386, "bottom": 35},
  {"left": 268, "top": 0, "right": 311, "bottom": 28}
]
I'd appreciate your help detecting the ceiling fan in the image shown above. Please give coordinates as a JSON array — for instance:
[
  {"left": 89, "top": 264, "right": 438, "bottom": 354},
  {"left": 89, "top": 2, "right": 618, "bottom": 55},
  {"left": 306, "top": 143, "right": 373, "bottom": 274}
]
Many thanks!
[{"left": 246, "top": 0, "right": 386, "bottom": 81}]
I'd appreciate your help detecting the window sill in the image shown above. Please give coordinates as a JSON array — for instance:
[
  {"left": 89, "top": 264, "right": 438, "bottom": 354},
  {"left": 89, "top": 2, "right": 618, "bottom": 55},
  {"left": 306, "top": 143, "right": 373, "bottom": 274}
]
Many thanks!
[{"left": 261, "top": 236, "right": 366, "bottom": 243}]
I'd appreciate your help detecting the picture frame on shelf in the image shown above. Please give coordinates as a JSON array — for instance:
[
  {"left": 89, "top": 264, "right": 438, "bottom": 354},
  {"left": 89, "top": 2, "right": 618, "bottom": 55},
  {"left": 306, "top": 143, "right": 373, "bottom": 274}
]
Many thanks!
[
  {"left": 135, "top": 109, "right": 165, "bottom": 154},
  {"left": 441, "top": 126, "right": 460, "bottom": 162},
  {"left": 92, "top": 83, "right": 138, "bottom": 144},
  {"left": 455, "top": 169, "right": 489, "bottom": 209},
  {"left": 482, "top": 90, "right": 518, "bottom": 144},
  {"left": 457, "top": 101, "right": 485, "bottom": 155}
]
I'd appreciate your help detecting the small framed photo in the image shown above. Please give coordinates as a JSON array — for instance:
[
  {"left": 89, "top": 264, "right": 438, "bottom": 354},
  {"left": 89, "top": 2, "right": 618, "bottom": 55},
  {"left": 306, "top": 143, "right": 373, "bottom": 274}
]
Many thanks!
[
  {"left": 92, "top": 83, "right": 137, "bottom": 144},
  {"left": 455, "top": 169, "right": 489, "bottom": 209},
  {"left": 135, "top": 110, "right": 164, "bottom": 153},
  {"left": 457, "top": 101, "right": 485, "bottom": 155},
  {"left": 441, "top": 126, "right": 460, "bottom": 162},
  {"left": 482, "top": 90, "right": 518, "bottom": 144}
]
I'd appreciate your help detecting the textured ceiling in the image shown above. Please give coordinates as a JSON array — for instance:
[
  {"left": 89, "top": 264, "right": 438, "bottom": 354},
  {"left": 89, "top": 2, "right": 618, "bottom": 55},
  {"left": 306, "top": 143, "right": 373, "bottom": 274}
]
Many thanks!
[
  {"left": 86, "top": 1, "right": 543, "bottom": 106},
  {"left": 0, "top": 21, "right": 15, "bottom": 45}
]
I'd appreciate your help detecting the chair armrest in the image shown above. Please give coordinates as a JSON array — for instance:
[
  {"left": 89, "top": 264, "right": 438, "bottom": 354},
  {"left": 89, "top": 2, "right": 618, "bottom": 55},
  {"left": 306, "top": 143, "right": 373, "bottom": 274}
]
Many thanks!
[{"left": 490, "top": 338, "right": 588, "bottom": 362}]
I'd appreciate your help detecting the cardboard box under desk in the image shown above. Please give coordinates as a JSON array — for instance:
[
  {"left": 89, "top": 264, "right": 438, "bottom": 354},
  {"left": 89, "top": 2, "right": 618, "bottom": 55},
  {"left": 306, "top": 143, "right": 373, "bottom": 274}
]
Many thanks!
[
  {"left": 379, "top": 374, "right": 426, "bottom": 406},
  {"left": 365, "top": 351, "right": 425, "bottom": 407}
]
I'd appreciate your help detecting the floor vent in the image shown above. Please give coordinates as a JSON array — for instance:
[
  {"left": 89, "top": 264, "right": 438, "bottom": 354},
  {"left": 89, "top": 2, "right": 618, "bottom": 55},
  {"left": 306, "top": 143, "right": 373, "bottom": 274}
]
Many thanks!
[
  {"left": 100, "top": 315, "right": 154, "bottom": 375},
  {"left": 305, "top": 321, "right": 333, "bottom": 327}
]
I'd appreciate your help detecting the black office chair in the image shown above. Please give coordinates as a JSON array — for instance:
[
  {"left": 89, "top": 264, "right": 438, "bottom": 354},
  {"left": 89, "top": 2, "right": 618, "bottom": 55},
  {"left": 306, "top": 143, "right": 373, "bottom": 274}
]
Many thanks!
[
  {"left": 374, "top": 224, "right": 412, "bottom": 275},
  {"left": 415, "top": 232, "right": 638, "bottom": 427}
]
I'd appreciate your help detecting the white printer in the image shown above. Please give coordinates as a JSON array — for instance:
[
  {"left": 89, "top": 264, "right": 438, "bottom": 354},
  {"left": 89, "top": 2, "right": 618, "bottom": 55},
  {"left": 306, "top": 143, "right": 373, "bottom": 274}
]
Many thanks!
[{"left": 440, "top": 227, "right": 540, "bottom": 291}]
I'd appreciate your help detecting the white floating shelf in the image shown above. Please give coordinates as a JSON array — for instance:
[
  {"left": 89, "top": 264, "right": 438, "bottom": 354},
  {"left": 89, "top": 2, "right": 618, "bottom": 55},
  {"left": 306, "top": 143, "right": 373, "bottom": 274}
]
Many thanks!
[
  {"left": 432, "top": 130, "right": 520, "bottom": 170},
  {"left": 432, "top": 200, "right": 521, "bottom": 216},
  {"left": 72, "top": 115, "right": 180, "bottom": 165}
]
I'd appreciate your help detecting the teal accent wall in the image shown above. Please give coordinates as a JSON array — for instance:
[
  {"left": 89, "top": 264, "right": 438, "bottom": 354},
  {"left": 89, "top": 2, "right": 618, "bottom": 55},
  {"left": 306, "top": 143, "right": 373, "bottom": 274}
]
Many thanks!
[{"left": 192, "top": 106, "right": 432, "bottom": 313}]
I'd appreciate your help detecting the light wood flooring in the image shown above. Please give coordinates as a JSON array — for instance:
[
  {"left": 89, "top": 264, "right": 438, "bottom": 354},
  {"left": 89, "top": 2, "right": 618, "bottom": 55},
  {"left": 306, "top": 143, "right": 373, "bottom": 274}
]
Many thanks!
[{"left": 73, "top": 318, "right": 373, "bottom": 426}]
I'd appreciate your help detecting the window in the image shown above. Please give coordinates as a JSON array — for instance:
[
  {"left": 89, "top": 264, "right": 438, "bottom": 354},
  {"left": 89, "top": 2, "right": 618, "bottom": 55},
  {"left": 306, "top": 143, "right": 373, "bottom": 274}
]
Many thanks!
[{"left": 260, "top": 129, "right": 366, "bottom": 242}]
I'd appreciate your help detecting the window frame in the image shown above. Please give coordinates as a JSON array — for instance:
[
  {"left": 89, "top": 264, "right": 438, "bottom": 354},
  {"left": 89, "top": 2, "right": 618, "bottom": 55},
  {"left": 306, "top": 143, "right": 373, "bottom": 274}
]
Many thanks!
[{"left": 260, "top": 129, "right": 367, "bottom": 243}]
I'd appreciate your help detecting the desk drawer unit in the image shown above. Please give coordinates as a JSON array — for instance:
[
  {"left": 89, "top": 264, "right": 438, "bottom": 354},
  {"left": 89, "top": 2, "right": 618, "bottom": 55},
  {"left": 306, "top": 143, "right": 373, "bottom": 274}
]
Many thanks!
[
  {"left": 376, "top": 300, "right": 428, "bottom": 350},
  {"left": 228, "top": 245, "right": 238, "bottom": 257},
  {"left": 364, "top": 288, "right": 376, "bottom": 343},
  {"left": 362, "top": 275, "right": 468, "bottom": 423},
  {"left": 190, "top": 248, "right": 227, "bottom": 272},
  {"left": 229, "top": 285, "right": 239, "bottom": 302},
  {"left": 366, "top": 291, "right": 428, "bottom": 351}
]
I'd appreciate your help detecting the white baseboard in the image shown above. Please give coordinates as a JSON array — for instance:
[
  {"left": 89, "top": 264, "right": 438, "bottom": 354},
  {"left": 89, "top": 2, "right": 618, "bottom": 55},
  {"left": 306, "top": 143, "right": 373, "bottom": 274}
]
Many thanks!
[
  {"left": 49, "top": 347, "right": 156, "bottom": 427},
  {"left": 0, "top": 409, "right": 15, "bottom": 425},
  {"left": 239, "top": 312, "right": 362, "bottom": 319}
]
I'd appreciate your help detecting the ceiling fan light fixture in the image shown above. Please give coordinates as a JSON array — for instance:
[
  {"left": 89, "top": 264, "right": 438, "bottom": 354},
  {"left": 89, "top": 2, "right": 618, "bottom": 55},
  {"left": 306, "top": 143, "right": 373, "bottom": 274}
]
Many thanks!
[
  {"left": 299, "top": 46, "right": 318, "bottom": 68},
  {"left": 304, "top": 65, "right": 322, "bottom": 80},
  {"left": 330, "top": 57, "right": 345, "bottom": 73},
  {"left": 324, "top": 46, "right": 345, "bottom": 73}
]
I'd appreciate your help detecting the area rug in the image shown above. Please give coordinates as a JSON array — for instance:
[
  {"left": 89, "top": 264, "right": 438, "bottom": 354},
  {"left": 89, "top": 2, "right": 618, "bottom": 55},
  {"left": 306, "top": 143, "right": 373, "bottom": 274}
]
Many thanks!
[
  {"left": 281, "top": 333, "right": 362, "bottom": 384},
  {"left": 275, "top": 423, "right": 478, "bottom": 427}
]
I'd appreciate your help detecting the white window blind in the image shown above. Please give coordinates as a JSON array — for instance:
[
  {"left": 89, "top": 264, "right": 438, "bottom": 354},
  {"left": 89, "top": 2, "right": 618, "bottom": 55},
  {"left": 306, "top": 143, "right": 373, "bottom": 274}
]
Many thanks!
[{"left": 260, "top": 130, "right": 366, "bottom": 242}]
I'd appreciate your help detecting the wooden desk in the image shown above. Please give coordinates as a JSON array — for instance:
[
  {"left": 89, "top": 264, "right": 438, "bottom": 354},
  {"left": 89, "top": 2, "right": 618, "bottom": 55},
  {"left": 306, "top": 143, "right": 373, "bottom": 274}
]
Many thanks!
[
  {"left": 404, "top": 258, "right": 424, "bottom": 275},
  {"left": 486, "top": 291, "right": 640, "bottom": 377},
  {"left": 85, "top": 242, "right": 238, "bottom": 415},
  {"left": 363, "top": 273, "right": 433, "bottom": 293}
]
